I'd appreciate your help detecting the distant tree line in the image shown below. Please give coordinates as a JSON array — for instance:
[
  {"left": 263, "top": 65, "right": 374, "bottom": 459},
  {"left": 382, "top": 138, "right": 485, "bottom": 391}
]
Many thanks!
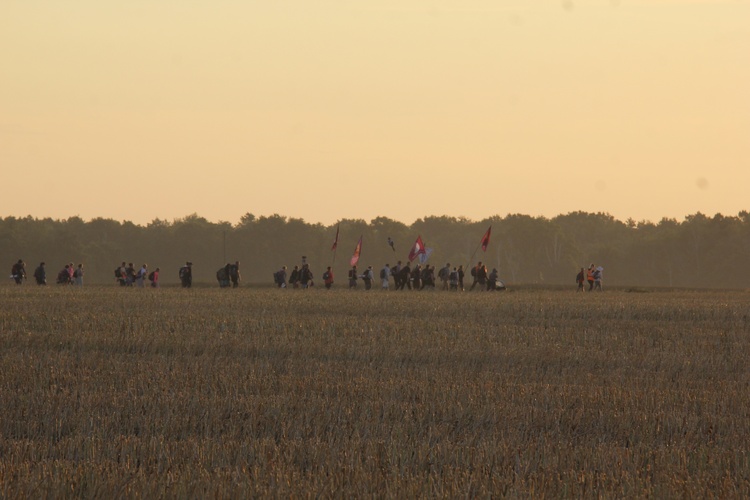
[{"left": 2, "top": 211, "right": 749, "bottom": 288}]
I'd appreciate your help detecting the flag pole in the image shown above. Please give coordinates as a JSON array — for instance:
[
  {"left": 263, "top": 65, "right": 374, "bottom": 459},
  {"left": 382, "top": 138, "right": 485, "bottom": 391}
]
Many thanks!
[
  {"left": 331, "top": 224, "right": 340, "bottom": 266},
  {"left": 466, "top": 242, "right": 483, "bottom": 274},
  {"left": 465, "top": 226, "right": 492, "bottom": 272}
]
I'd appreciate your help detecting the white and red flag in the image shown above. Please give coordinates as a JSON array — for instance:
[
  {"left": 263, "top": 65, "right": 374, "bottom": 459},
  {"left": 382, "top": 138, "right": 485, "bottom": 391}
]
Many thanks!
[{"left": 408, "top": 235, "right": 427, "bottom": 262}]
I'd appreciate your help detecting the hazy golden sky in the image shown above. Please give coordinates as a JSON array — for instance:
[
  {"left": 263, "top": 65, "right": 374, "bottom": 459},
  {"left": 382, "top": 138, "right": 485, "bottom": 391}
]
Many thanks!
[{"left": 2, "top": 0, "right": 748, "bottom": 225}]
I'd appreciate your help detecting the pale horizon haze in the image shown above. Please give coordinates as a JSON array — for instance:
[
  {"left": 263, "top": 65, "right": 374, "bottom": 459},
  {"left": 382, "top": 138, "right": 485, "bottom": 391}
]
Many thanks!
[{"left": 2, "top": 0, "right": 748, "bottom": 226}]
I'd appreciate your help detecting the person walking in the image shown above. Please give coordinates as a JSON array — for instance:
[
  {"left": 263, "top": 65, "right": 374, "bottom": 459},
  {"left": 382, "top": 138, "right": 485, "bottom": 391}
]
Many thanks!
[
  {"left": 136, "top": 264, "right": 148, "bottom": 288},
  {"left": 126, "top": 263, "right": 136, "bottom": 286},
  {"left": 299, "top": 264, "right": 314, "bottom": 289},
  {"left": 439, "top": 263, "right": 451, "bottom": 290},
  {"left": 179, "top": 262, "right": 193, "bottom": 288},
  {"left": 148, "top": 267, "right": 160, "bottom": 288},
  {"left": 230, "top": 261, "right": 241, "bottom": 288},
  {"left": 11, "top": 260, "right": 26, "bottom": 285},
  {"left": 348, "top": 265, "right": 358, "bottom": 289},
  {"left": 576, "top": 267, "right": 585, "bottom": 292},
  {"left": 275, "top": 266, "right": 288, "bottom": 288},
  {"left": 74, "top": 264, "right": 84, "bottom": 286},
  {"left": 449, "top": 267, "right": 459, "bottom": 291},
  {"left": 33, "top": 262, "right": 47, "bottom": 285},
  {"left": 391, "top": 261, "right": 402, "bottom": 289},
  {"left": 469, "top": 261, "right": 483, "bottom": 290},
  {"left": 323, "top": 266, "right": 334, "bottom": 289},
  {"left": 57, "top": 265, "right": 71, "bottom": 285},
  {"left": 487, "top": 268, "right": 499, "bottom": 291},
  {"left": 397, "top": 262, "right": 412, "bottom": 290},
  {"left": 457, "top": 265, "right": 465, "bottom": 291},
  {"left": 381, "top": 264, "right": 391, "bottom": 290},
  {"left": 362, "top": 266, "right": 374, "bottom": 290},
  {"left": 288, "top": 265, "right": 300, "bottom": 288},
  {"left": 411, "top": 264, "right": 422, "bottom": 290},
  {"left": 587, "top": 264, "right": 595, "bottom": 291},
  {"left": 421, "top": 265, "right": 436, "bottom": 290},
  {"left": 593, "top": 266, "right": 603, "bottom": 291},
  {"left": 117, "top": 262, "right": 127, "bottom": 286}
]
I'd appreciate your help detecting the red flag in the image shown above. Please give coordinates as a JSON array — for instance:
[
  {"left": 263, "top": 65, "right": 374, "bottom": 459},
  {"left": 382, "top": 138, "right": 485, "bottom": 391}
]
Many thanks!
[
  {"left": 408, "top": 235, "right": 427, "bottom": 262},
  {"left": 480, "top": 226, "right": 492, "bottom": 252},
  {"left": 331, "top": 225, "right": 340, "bottom": 251},
  {"left": 350, "top": 235, "right": 363, "bottom": 266}
]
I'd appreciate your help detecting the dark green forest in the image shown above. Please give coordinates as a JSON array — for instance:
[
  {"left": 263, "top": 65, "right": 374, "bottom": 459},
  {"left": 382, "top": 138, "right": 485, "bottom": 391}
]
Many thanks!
[{"left": 2, "top": 211, "right": 749, "bottom": 288}]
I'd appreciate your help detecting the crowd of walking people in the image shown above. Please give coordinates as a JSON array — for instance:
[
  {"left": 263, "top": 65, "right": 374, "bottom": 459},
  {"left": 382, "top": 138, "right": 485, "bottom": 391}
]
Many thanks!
[
  {"left": 9, "top": 257, "right": 602, "bottom": 291},
  {"left": 271, "top": 260, "right": 507, "bottom": 291},
  {"left": 10, "top": 259, "right": 87, "bottom": 286}
]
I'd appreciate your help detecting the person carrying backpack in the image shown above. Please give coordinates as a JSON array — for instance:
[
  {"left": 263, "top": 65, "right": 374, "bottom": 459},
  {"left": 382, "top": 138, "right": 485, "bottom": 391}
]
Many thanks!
[
  {"left": 115, "top": 262, "right": 127, "bottom": 286},
  {"left": 11, "top": 260, "right": 26, "bottom": 285},
  {"left": 391, "top": 261, "right": 401, "bottom": 289},
  {"left": 362, "top": 266, "right": 374, "bottom": 290},
  {"left": 469, "top": 261, "right": 482, "bottom": 291},
  {"left": 274, "top": 266, "right": 288, "bottom": 288},
  {"left": 57, "top": 265, "right": 71, "bottom": 285},
  {"left": 136, "top": 264, "right": 148, "bottom": 288},
  {"left": 288, "top": 265, "right": 300, "bottom": 289},
  {"left": 439, "top": 263, "right": 451, "bottom": 290},
  {"left": 179, "top": 262, "right": 193, "bottom": 288}
]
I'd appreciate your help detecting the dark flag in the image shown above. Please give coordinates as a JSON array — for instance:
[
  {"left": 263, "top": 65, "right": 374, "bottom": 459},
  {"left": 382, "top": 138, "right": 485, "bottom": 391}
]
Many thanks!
[
  {"left": 480, "top": 226, "right": 492, "bottom": 252},
  {"left": 350, "top": 236, "right": 363, "bottom": 266},
  {"left": 331, "top": 225, "right": 340, "bottom": 251}
]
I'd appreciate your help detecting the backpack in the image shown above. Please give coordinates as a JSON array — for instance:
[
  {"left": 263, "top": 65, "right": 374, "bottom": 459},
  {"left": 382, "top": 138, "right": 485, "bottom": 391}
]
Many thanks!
[
  {"left": 380, "top": 269, "right": 386, "bottom": 279},
  {"left": 148, "top": 271, "right": 155, "bottom": 281},
  {"left": 471, "top": 267, "right": 477, "bottom": 277},
  {"left": 179, "top": 267, "right": 187, "bottom": 279},
  {"left": 323, "top": 271, "right": 330, "bottom": 281},
  {"left": 114, "top": 268, "right": 122, "bottom": 278}
]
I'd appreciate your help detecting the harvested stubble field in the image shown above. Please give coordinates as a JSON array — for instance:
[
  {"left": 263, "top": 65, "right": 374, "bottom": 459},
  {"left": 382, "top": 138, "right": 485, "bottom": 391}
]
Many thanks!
[{"left": 1, "top": 285, "right": 750, "bottom": 498}]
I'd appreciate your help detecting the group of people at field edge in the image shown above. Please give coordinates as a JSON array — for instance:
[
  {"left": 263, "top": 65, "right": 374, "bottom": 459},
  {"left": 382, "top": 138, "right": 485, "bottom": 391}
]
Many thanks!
[
  {"left": 216, "top": 261, "right": 241, "bottom": 288},
  {"left": 576, "top": 264, "right": 604, "bottom": 292},
  {"left": 272, "top": 260, "right": 506, "bottom": 291},
  {"left": 10, "top": 259, "right": 86, "bottom": 286},
  {"left": 11, "top": 257, "right": 604, "bottom": 291},
  {"left": 114, "top": 262, "right": 161, "bottom": 288}
]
